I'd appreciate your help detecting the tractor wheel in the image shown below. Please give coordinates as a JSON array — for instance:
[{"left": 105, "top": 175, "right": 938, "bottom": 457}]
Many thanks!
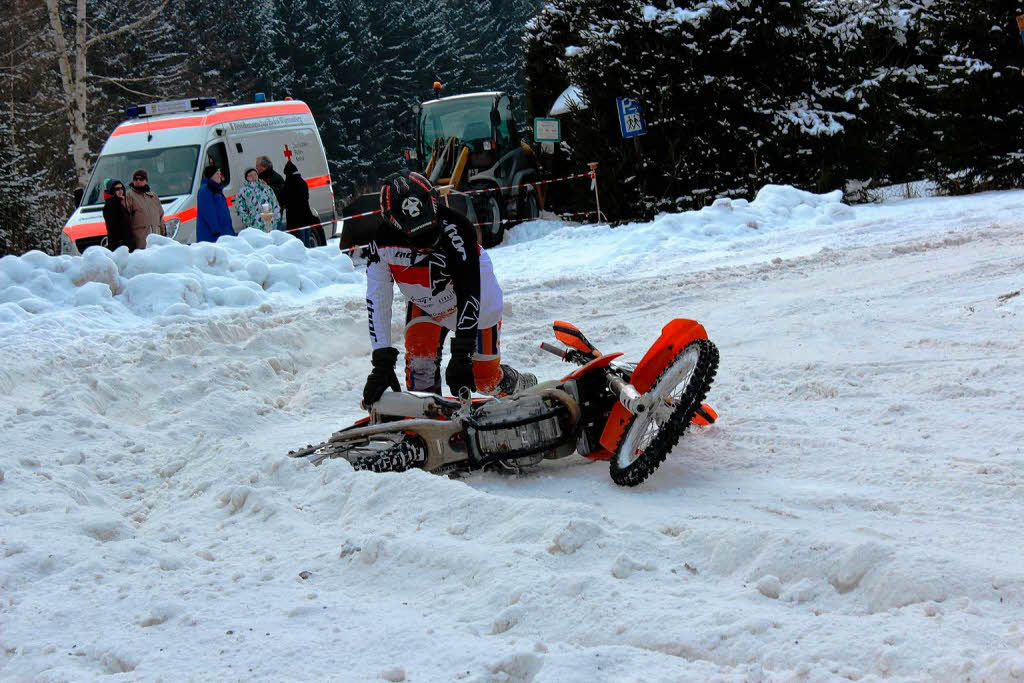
[
  {"left": 518, "top": 188, "right": 540, "bottom": 222},
  {"left": 477, "top": 193, "right": 504, "bottom": 248}
]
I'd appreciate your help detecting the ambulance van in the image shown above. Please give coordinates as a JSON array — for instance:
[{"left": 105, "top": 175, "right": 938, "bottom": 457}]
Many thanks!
[{"left": 61, "top": 97, "right": 337, "bottom": 255}]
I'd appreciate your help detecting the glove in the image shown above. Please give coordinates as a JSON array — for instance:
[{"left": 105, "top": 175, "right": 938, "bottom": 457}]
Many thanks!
[
  {"left": 445, "top": 337, "right": 477, "bottom": 399},
  {"left": 362, "top": 347, "right": 401, "bottom": 408}
]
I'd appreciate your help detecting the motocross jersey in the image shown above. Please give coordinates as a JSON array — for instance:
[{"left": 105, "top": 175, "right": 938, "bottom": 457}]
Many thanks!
[{"left": 365, "top": 206, "right": 504, "bottom": 350}]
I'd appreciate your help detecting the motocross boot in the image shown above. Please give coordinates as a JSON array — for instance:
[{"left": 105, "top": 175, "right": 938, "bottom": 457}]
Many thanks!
[{"left": 494, "top": 365, "right": 538, "bottom": 397}]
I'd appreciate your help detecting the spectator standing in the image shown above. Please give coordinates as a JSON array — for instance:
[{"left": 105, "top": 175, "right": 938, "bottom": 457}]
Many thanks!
[
  {"left": 196, "top": 165, "right": 236, "bottom": 243},
  {"left": 283, "top": 160, "right": 321, "bottom": 246},
  {"left": 125, "top": 168, "right": 164, "bottom": 249},
  {"left": 101, "top": 178, "right": 133, "bottom": 252},
  {"left": 234, "top": 167, "right": 281, "bottom": 232},
  {"left": 255, "top": 156, "right": 286, "bottom": 222}
]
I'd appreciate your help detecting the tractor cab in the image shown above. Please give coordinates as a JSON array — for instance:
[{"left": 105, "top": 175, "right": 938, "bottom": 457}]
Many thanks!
[{"left": 410, "top": 88, "right": 541, "bottom": 248}]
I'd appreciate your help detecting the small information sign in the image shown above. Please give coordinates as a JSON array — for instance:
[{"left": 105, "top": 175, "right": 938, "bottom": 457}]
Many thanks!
[
  {"left": 534, "top": 118, "right": 562, "bottom": 143},
  {"left": 616, "top": 97, "right": 647, "bottom": 139}
]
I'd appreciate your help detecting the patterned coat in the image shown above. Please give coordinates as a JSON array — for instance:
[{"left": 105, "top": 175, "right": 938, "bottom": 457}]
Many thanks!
[{"left": 234, "top": 179, "right": 281, "bottom": 231}]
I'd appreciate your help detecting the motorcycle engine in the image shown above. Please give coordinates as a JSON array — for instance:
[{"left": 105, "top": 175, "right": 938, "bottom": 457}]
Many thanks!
[{"left": 473, "top": 393, "right": 576, "bottom": 470}]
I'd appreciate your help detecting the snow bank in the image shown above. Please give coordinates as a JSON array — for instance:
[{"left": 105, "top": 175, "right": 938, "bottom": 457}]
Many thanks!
[
  {"left": 2, "top": 184, "right": 851, "bottom": 329},
  {"left": 0, "top": 229, "right": 360, "bottom": 324},
  {"left": 494, "top": 184, "right": 854, "bottom": 280},
  {"left": 505, "top": 185, "right": 852, "bottom": 252}
]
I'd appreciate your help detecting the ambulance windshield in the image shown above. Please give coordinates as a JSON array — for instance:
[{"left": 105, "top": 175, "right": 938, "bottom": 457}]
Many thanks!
[{"left": 82, "top": 145, "right": 201, "bottom": 206}]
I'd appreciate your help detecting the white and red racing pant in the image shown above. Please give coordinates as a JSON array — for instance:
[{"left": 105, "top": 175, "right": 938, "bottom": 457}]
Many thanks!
[{"left": 404, "top": 302, "right": 503, "bottom": 395}]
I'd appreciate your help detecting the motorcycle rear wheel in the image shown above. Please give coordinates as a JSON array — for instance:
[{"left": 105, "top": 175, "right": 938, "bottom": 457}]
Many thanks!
[
  {"left": 307, "top": 433, "right": 427, "bottom": 472},
  {"left": 610, "top": 338, "right": 719, "bottom": 487}
]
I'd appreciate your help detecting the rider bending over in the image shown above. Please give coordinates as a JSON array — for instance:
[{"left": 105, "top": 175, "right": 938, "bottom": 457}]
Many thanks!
[{"left": 362, "top": 171, "right": 537, "bottom": 408}]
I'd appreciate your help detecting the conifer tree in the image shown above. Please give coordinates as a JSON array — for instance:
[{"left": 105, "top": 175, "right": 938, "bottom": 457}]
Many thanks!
[
  {"left": 819, "top": 0, "right": 930, "bottom": 191},
  {"left": 494, "top": 0, "right": 545, "bottom": 100},
  {"left": 526, "top": 0, "right": 925, "bottom": 217},
  {"left": 920, "top": 0, "right": 1024, "bottom": 193},
  {"left": 268, "top": 0, "right": 346, "bottom": 172},
  {"left": 523, "top": 0, "right": 597, "bottom": 123},
  {"left": 324, "top": 0, "right": 375, "bottom": 194},
  {"left": 357, "top": 0, "right": 426, "bottom": 181},
  {"left": 171, "top": 0, "right": 275, "bottom": 101}
]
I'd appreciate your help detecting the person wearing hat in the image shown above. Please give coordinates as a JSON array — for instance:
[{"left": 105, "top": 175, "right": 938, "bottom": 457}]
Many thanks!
[
  {"left": 234, "top": 167, "right": 281, "bottom": 232},
  {"left": 101, "top": 178, "right": 133, "bottom": 252},
  {"left": 196, "top": 164, "right": 236, "bottom": 243},
  {"left": 282, "top": 159, "right": 321, "bottom": 247},
  {"left": 124, "top": 168, "right": 164, "bottom": 249}
]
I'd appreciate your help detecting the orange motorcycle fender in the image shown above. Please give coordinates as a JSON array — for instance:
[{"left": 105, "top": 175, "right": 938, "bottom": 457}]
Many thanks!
[
  {"left": 562, "top": 352, "right": 622, "bottom": 382},
  {"left": 598, "top": 319, "right": 708, "bottom": 453}
]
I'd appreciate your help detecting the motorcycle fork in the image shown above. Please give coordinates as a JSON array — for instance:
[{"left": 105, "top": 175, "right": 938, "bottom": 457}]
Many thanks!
[{"left": 605, "top": 372, "right": 651, "bottom": 416}]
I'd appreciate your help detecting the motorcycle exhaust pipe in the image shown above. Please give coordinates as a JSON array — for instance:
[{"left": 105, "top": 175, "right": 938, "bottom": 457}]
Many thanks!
[{"left": 373, "top": 391, "right": 457, "bottom": 421}]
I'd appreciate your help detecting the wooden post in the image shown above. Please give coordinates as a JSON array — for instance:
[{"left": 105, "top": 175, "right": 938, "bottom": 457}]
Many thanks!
[
  {"left": 437, "top": 183, "right": 453, "bottom": 207},
  {"left": 588, "top": 162, "right": 605, "bottom": 224}
]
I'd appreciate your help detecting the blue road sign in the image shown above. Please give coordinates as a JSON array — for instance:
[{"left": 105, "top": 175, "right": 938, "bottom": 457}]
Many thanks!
[{"left": 616, "top": 97, "right": 647, "bottom": 139}]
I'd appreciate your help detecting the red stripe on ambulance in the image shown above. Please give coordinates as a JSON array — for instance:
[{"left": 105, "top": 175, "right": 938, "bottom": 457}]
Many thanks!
[
  {"left": 111, "top": 103, "right": 313, "bottom": 137},
  {"left": 64, "top": 206, "right": 199, "bottom": 242}
]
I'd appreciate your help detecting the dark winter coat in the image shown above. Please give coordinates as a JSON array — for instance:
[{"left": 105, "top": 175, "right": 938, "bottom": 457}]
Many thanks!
[
  {"left": 282, "top": 161, "right": 320, "bottom": 231},
  {"left": 258, "top": 167, "right": 287, "bottom": 209},
  {"left": 196, "top": 177, "right": 236, "bottom": 243},
  {"left": 103, "top": 194, "right": 133, "bottom": 252}
]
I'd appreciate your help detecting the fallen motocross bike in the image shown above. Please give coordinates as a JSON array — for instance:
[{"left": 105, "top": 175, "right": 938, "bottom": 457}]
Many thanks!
[{"left": 289, "top": 319, "right": 719, "bottom": 487}]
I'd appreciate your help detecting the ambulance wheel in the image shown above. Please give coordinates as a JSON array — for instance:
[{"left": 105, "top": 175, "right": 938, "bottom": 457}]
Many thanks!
[{"left": 309, "top": 227, "right": 326, "bottom": 248}]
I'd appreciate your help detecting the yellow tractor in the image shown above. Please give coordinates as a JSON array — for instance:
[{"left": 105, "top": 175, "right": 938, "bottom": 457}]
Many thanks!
[{"left": 409, "top": 84, "right": 543, "bottom": 247}]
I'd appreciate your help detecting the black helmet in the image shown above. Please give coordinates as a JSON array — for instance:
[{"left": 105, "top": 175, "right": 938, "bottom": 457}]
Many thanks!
[{"left": 379, "top": 171, "right": 438, "bottom": 237}]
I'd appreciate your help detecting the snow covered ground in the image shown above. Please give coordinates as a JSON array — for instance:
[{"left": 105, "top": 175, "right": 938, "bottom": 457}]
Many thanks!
[{"left": 2, "top": 185, "right": 1023, "bottom": 681}]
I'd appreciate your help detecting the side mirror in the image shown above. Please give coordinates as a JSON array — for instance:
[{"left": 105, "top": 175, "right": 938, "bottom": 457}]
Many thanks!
[{"left": 74, "top": 188, "right": 84, "bottom": 207}]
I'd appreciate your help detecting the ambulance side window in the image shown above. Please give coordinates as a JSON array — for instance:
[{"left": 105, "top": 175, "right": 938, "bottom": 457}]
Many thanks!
[{"left": 205, "top": 142, "right": 230, "bottom": 186}]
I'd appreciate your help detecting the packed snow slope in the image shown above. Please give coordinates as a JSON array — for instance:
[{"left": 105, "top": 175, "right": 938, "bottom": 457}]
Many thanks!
[{"left": 2, "top": 185, "right": 1023, "bottom": 681}]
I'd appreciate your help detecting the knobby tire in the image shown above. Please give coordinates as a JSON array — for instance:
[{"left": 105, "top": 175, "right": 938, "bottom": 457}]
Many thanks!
[
  {"left": 610, "top": 338, "right": 719, "bottom": 487},
  {"left": 347, "top": 435, "right": 427, "bottom": 473}
]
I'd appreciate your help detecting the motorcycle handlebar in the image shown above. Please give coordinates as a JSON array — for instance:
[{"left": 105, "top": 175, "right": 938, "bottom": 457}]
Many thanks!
[
  {"left": 540, "top": 341, "right": 593, "bottom": 366},
  {"left": 540, "top": 342, "right": 566, "bottom": 359}
]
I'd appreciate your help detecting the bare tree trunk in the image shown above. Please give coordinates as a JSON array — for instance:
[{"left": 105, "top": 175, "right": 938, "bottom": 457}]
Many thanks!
[
  {"left": 43, "top": 0, "right": 171, "bottom": 190},
  {"left": 44, "top": 0, "right": 90, "bottom": 189}
]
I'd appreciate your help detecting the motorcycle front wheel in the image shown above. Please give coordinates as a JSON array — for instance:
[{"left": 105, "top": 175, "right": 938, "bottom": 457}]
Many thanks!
[{"left": 610, "top": 338, "right": 719, "bottom": 487}]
